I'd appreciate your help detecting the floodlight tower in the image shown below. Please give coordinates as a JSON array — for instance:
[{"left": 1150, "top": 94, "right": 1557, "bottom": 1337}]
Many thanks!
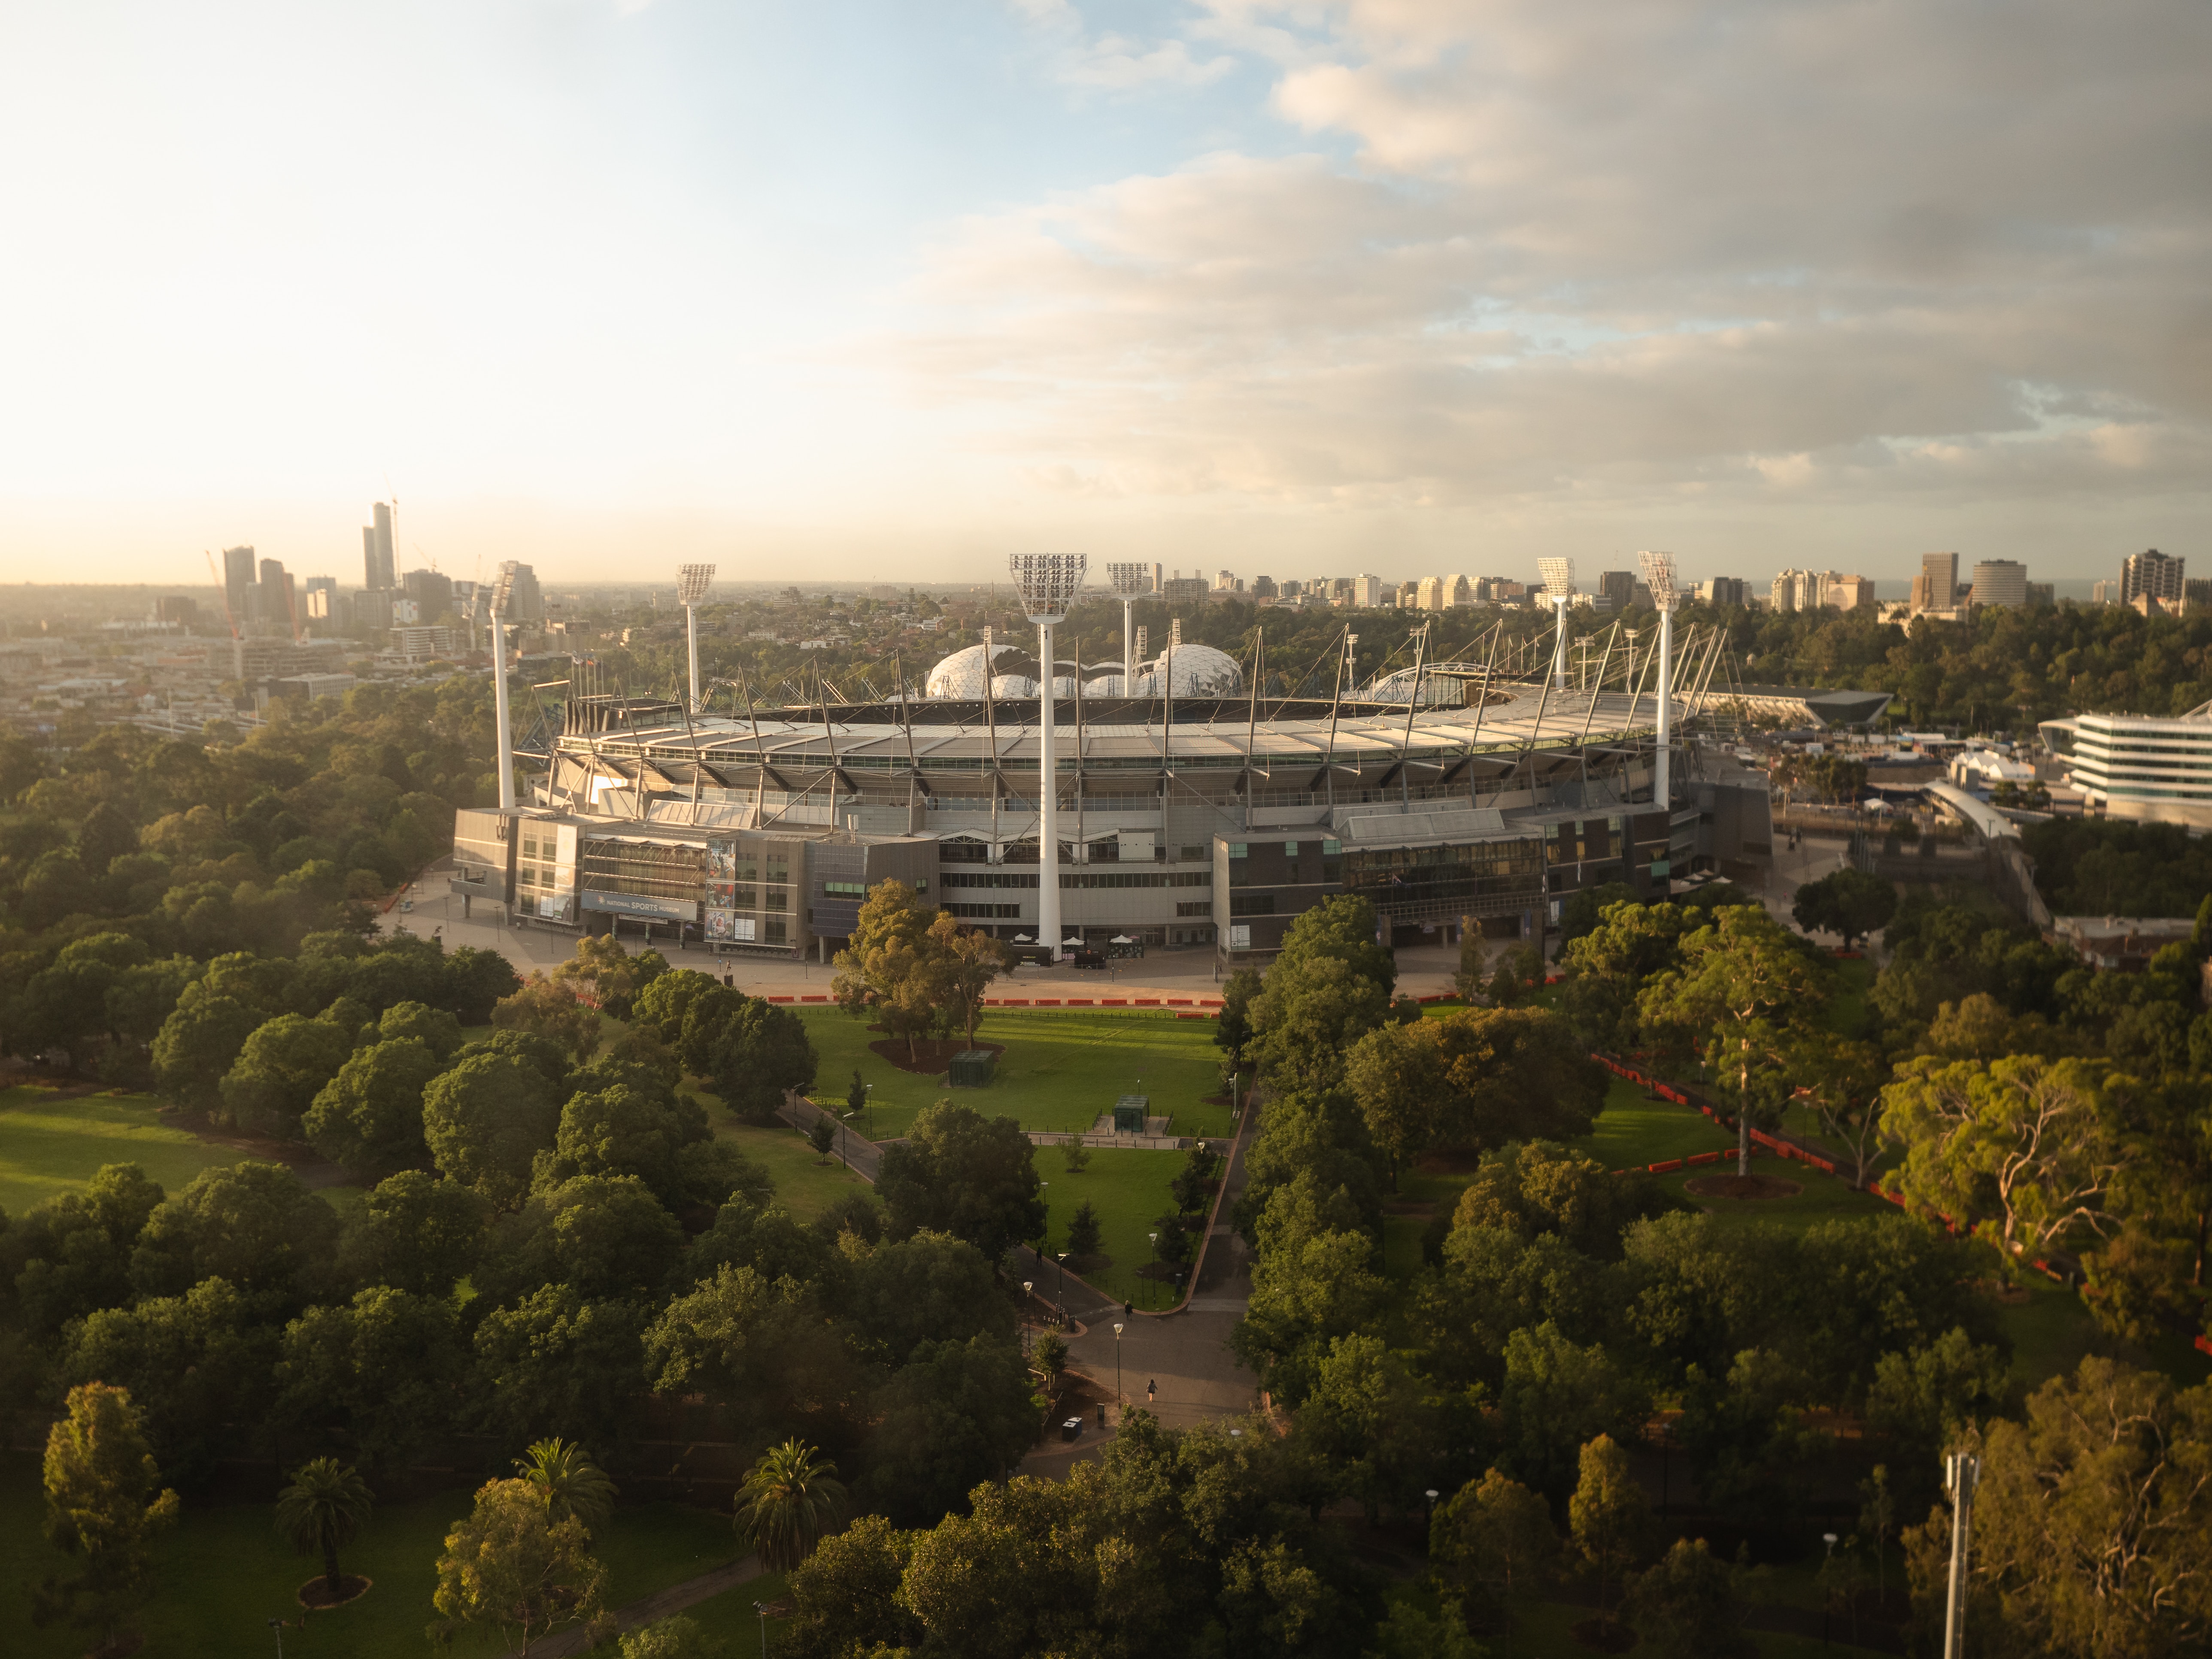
[
  {"left": 677, "top": 564, "right": 715, "bottom": 712},
  {"left": 1106, "top": 562, "right": 1151, "bottom": 688},
  {"left": 1537, "top": 558, "right": 1577, "bottom": 689},
  {"left": 1010, "top": 553, "right": 1087, "bottom": 963},
  {"left": 1638, "top": 551, "right": 1680, "bottom": 810},
  {"left": 489, "top": 561, "right": 519, "bottom": 811}
]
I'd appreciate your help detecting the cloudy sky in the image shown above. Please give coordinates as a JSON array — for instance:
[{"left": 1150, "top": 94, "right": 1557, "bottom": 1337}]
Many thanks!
[{"left": 2, "top": 0, "right": 2206, "bottom": 588}]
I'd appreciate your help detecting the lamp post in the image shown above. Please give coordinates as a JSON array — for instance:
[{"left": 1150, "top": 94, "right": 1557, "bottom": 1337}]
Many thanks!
[
  {"left": 1538, "top": 558, "right": 1576, "bottom": 691},
  {"left": 1009, "top": 553, "right": 1087, "bottom": 963},
  {"left": 1942, "top": 1453, "right": 1978, "bottom": 1659},
  {"left": 1022, "top": 1280, "right": 1034, "bottom": 1350},
  {"left": 1822, "top": 1532, "right": 1839, "bottom": 1645},
  {"left": 1147, "top": 1231, "right": 1158, "bottom": 1309},
  {"left": 1106, "top": 561, "right": 1151, "bottom": 690},
  {"left": 753, "top": 1599, "right": 769, "bottom": 1658},
  {"left": 1424, "top": 1488, "right": 1440, "bottom": 1533},
  {"left": 269, "top": 1617, "right": 286, "bottom": 1659},
  {"left": 1056, "top": 1250, "right": 1068, "bottom": 1321},
  {"left": 1112, "top": 1320, "right": 1124, "bottom": 1413}
]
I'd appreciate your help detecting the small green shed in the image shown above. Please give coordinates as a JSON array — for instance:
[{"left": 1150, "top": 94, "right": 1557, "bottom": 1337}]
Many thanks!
[
  {"left": 949, "top": 1050, "right": 997, "bottom": 1088},
  {"left": 1113, "top": 1094, "right": 1150, "bottom": 1133}
]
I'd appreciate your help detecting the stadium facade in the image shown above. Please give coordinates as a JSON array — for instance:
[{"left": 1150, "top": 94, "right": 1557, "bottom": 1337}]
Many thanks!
[{"left": 451, "top": 640, "right": 1774, "bottom": 964}]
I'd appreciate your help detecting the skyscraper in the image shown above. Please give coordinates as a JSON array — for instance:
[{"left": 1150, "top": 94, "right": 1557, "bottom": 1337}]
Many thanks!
[
  {"left": 503, "top": 563, "right": 544, "bottom": 622},
  {"left": 1598, "top": 570, "right": 1636, "bottom": 611},
  {"left": 2121, "top": 548, "right": 2184, "bottom": 611},
  {"left": 222, "top": 545, "right": 257, "bottom": 624},
  {"left": 1911, "top": 552, "right": 1959, "bottom": 614},
  {"left": 364, "top": 502, "right": 396, "bottom": 591}
]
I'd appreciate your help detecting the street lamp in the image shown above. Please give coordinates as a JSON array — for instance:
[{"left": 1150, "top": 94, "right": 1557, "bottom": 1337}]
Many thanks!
[
  {"left": 1147, "top": 1231, "right": 1158, "bottom": 1309},
  {"left": 1425, "top": 1488, "right": 1440, "bottom": 1532},
  {"left": 753, "top": 1600, "right": 770, "bottom": 1658},
  {"left": 1112, "top": 1320, "right": 1124, "bottom": 1413},
  {"left": 268, "top": 1617, "right": 286, "bottom": 1659},
  {"left": 1056, "top": 1250, "right": 1068, "bottom": 1320},
  {"left": 1823, "top": 1532, "right": 1840, "bottom": 1645}
]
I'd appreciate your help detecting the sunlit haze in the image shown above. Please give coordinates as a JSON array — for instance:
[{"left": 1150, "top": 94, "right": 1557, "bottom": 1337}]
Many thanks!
[{"left": 2, "top": 0, "right": 2206, "bottom": 587}]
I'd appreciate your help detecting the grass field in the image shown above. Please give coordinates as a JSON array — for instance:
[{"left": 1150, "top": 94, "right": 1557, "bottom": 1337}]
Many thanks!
[
  {"left": 704, "top": 1105, "right": 877, "bottom": 1222},
  {"left": 0, "top": 1085, "right": 240, "bottom": 1219},
  {"left": 794, "top": 1005, "right": 1234, "bottom": 1142},
  {"left": 1037, "top": 1145, "right": 1192, "bottom": 1309},
  {"left": 0, "top": 1449, "right": 755, "bottom": 1659}
]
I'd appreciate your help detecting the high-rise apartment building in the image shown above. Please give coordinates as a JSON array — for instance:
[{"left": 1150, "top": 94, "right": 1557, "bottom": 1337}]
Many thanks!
[
  {"left": 1415, "top": 576, "right": 1445, "bottom": 610},
  {"left": 363, "top": 502, "right": 397, "bottom": 591},
  {"left": 1352, "top": 575, "right": 1384, "bottom": 608},
  {"left": 2093, "top": 579, "right": 2121, "bottom": 606},
  {"left": 404, "top": 568, "right": 454, "bottom": 620},
  {"left": 1969, "top": 560, "right": 2029, "bottom": 608},
  {"left": 1598, "top": 570, "right": 1636, "bottom": 612},
  {"left": 1445, "top": 574, "right": 1474, "bottom": 607},
  {"left": 2027, "top": 582, "right": 2054, "bottom": 607},
  {"left": 1910, "top": 552, "right": 1959, "bottom": 614},
  {"left": 1771, "top": 570, "right": 1819, "bottom": 612},
  {"left": 504, "top": 563, "right": 545, "bottom": 623},
  {"left": 2121, "top": 549, "right": 2184, "bottom": 611},
  {"left": 1697, "top": 577, "right": 1747, "bottom": 607},
  {"left": 1821, "top": 574, "right": 1877, "bottom": 612}
]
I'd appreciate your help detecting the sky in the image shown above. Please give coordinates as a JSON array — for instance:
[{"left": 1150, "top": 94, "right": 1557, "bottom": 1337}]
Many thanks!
[{"left": 1, "top": 0, "right": 2206, "bottom": 591}]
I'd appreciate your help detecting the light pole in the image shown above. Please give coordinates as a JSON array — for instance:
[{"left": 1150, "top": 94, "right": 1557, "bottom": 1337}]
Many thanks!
[
  {"left": 753, "top": 1599, "right": 769, "bottom": 1658},
  {"left": 1056, "top": 1250, "right": 1068, "bottom": 1321},
  {"left": 1424, "top": 1487, "right": 1440, "bottom": 1535},
  {"left": 1538, "top": 558, "right": 1576, "bottom": 691},
  {"left": 269, "top": 1617, "right": 286, "bottom": 1658},
  {"left": 1147, "top": 1231, "right": 1158, "bottom": 1309},
  {"left": 678, "top": 563, "right": 716, "bottom": 712},
  {"left": 1106, "top": 561, "right": 1151, "bottom": 690},
  {"left": 1942, "top": 1453, "right": 1979, "bottom": 1659},
  {"left": 1022, "top": 1280, "right": 1034, "bottom": 1350},
  {"left": 1009, "top": 553, "right": 1087, "bottom": 963},
  {"left": 1112, "top": 1320, "right": 1124, "bottom": 1414},
  {"left": 1639, "top": 550, "right": 1679, "bottom": 814},
  {"left": 1822, "top": 1531, "right": 1839, "bottom": 1645}
]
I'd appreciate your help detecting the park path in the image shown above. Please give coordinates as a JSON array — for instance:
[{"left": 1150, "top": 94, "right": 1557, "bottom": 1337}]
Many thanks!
[{"left": 529, "top": 1553, "right": 764, "bottom": 1657}]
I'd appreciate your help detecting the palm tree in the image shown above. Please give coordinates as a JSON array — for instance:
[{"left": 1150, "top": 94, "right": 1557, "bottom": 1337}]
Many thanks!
[
  {"left": 733, "top": 1440, "right": 848, "bottom": 1571},
  {"left": 516, "top": 1438, "right": 617, "bottom": 1537},
  {"left": 274, "top": 1457, "right": 373, "bottom": 1597}
]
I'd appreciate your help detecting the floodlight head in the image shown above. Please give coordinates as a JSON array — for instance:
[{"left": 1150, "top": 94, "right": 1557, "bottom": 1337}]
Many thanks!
[
  {"left": 677, "top": 563, "right": 716, "bottom": 606},
  {"left": 1637, "top": 551, "right": 1680, "bottom": 612},
  {"left": 1538, "top": 557, "right": 1576, "bottom": 599},
  {"left": 1009, "top": 553, "right": 1086, "bottom": 623},
  {"left": 489, "top": 560, "right": 519, "bottom": 614},
  {"left": 1105, "top": 561, "right": 1151, "bottom": 597}
]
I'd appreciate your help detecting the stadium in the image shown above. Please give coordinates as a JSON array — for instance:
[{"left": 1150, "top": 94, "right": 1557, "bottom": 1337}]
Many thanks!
[{"left": 450, "top": 562, "right": 1778, "bottom": 964}]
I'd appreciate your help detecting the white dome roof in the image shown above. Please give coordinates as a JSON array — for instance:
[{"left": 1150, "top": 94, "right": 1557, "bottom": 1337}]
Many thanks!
[
  {"left": 1131, "top": 643, "right": 1243, "bottom": 697},
  {"left": 989, "top": 673, "right": 1039, "bottom": 698},
  {"left": 925, "top": 642, "right": 1026, "bottom": 699}
]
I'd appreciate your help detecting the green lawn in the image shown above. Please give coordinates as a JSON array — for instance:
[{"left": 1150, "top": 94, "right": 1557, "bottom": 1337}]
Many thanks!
[
  {"left": 794, "top": 1006, "right": 1235, "bottom": 1142},
  {"left": 1825, "top": 955, "right": 1875, "bottom": 1040},
  {"left": 1036, "top": 1145, "right": 1191, "bottom": 1310},
  {"left": 702, "top": 1103, "right": 877, "bottom": 1222},
  {"left": 0, "top": 1085, "right": 240, "bottom": 1219},
  {"left": 0, "top": 1449, "right": 752, "bottom": 1659}
]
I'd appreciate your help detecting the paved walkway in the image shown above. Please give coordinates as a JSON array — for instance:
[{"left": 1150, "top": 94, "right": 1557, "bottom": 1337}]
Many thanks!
[{"left": 531, "top": 1553, "right": 763, "bottom": 1657}]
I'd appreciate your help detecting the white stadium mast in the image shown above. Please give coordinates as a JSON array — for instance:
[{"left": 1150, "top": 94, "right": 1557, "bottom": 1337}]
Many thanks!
[
  {"left": 678, "top": 564, "right": 716, "bottom": 713},
  {"left": 1105, "top": 561, "right": 1151, "bottom": 689},
  {"left": 1010, "top": 553, "right": 1087, "bottom": 963},
  {"left": 1638, "top": 551, "right": 1679, "bottom": 811},
  {"left": 1538, "top": 558, "right": 1577, "bottom": 691}
]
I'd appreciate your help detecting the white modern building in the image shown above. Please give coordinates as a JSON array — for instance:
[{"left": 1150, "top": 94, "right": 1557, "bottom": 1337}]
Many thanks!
[
  {"left": 1969, "top": 560, "right": 2029, "bottom": 609},
  {"left": 2039, "top": 703, "right": 2212, "bottom": 827}
]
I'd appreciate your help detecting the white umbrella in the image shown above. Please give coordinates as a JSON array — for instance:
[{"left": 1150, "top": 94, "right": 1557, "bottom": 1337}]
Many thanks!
[
  {"left": 1012, "top": 934, "right": 1034, "bottom": 943},
  {"left": 1062, "top": 936, "right": 1083, "bottom": 947},
  {"left": 1110, "top": 934, "right": 1134, "bottom": 944}
]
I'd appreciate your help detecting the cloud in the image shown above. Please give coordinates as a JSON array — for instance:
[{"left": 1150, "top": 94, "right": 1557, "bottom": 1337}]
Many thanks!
[
  {"left": 1009, "top": 0, "right": 1237, "bottom": 91},
  {"left": 891, "top": 0, "right": 2212, "bottom": 527}
]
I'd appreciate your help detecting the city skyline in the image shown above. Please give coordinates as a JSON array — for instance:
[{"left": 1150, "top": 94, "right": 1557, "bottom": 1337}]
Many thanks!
[{"left": 2, "top": 0, "right": 2206, "bottom": 583}]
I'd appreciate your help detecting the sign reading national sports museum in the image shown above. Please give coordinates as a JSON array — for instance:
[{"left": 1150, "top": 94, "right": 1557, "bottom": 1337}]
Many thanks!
[{"left": 580, "top": 890, "right": 698, "bottom": 922}]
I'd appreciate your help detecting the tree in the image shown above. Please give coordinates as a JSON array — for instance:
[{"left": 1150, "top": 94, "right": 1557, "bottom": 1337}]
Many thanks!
[
  {"left": 431, "top": 1477, "right": 610, "bottom": 1655},
  {"left": 473, "top": 1286, "right": 648, "bottom": 1456},
  {"left": 929, "top": 910, "right": 1011, "bottom": 1048},
  {"left": 1569, "top": 1434, "right": 1652, "bottom": 1630},
  {"left": 1342, "top": 1019, "right": 1447, "bottom": 1183},
  {"left": 734, "top": 1439, "right": 849, "bottom": 1571},
  {"left": 422, "top": 1050, "right": 565, "bottom": 1210},
  {"left": 1063, "top": 1197, "right": 1102, "bottom": 1259},
  {"left": 1485, "top": 942, "right": 1547, "bottom": 1007},
  {"left": 1032, "top": 1330, "right": 1068, "bottom": 1388},
  {"left": 60, "top": 1275, "right": 269, "bottom": 1487},
  {"left": 845, "top": 1229, "right": 1015, "bottom": 1363},
  {"left": 150, "top": 988, "right": 266, "bottom": 1115},
  {"left": 1452, "top": 929, "right": 1491, "bottom": 1002},
  {"left": 275, "top": 1286, "right": 469, "bottom": 1475},
  {"left": 621, "top": 1615, "right": 727, "bottom": 1659},
  {"left": 783, "top": 1513, "right": 919, "bottom": 1659},
  {"left": 492, "top": 972, "right": 603, "bottom": 1065},
  {"left": 536, "top": 1080, "right": 762, "bottom": 1213},
  {"left": 1361, "top": 1600, "right": 1486, "bottom": 1659},
  {"left": 875, "top": 1097, "right": 1045, "bottom": 1263},
  {"left": 831, "top": 879, "right": 941, "bottom": 1060},
  {"left": 444, "top": 946, "right": 524, "bottom": 1025},
  {"left": 1791, "top": 866, "right": 1897, "bottom": 949},
  {"left": 303, "top": 1036, "right": 445, "bottom": 1176},
  {"left": 32, "top": 1383, "right": 180, "bottom": 1651},
  {"left": 703, "top": 997, "right": 818, "bottom": 1125},
  {"left": 516, "top": 1438, "right": 616, "bottom": 1537},
  {"left": 342, "top": 1169, "right": 488, "bottom": 1296},
  {"left": 1503, "top": 1325, "right": 1644, "bottom": 1501},
  {"left": 1217, "top": 965, "right": 1263, "bottom": 1069},
  {"left": 1881, "top": 1053, "right": 2127, "bottom": 1254},
  {"left": 1432, "top": 1467, "right": 1557, "bottom": 1607},
  {"left": 1798, "top": 1033, "right": 1890, "bottom": 1187},
  {"left": 275, "top": 1457, "right": 373, "bottom": 1597},
  {"left": 12, "top": 1162, "right": 167, "bottom": 1334},
  {"left": 552, "top": 932, "right": 666, "bottom": 1019},
  {"left": 1423, "top": 1006, "right": 1608, "bottom": 1150},
  {"left": 1638, "top": 906, "right": 1830, "bottom": 1176},
  {"left": 1248, "top": 895, "right": 1396, "bottom": 1090},
  {"left": 809, "top": 1116, "right": 837, "bottom": 1163},
  {"left": 1625, "top": 1538, "right": 1754, "bottom": 1658},
  {"left": 1908, "top": 1358, "right": 2212, "bottom": 1658},
  {"left": 129, "top": 1159, "right": 339, "bottom": 1308},
  {"left": 372, "top": 998, "right": 464, "bottom": 1059},
  {"left": 859, "top": 1337, "right": 1044, "bottom": 1524}
]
